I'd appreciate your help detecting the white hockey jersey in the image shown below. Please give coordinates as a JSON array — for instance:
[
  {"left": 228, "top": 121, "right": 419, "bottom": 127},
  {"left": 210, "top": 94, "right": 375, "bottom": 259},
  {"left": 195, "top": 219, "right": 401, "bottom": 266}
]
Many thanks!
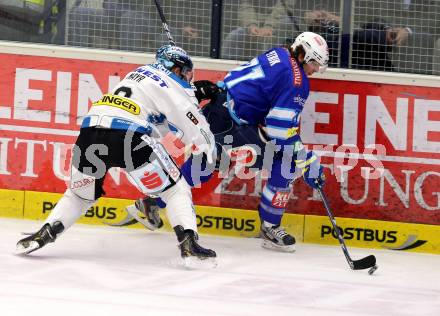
[{"left": 86, "top": 63, "right": 216, "bottom": 162}]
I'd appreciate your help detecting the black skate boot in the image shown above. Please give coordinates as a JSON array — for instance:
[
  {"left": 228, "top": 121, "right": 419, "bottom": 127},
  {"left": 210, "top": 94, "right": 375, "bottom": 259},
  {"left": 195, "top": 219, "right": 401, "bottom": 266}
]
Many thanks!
[
  {"left": 125, "top": 197, "right": 163, "bottom": 231},
  {"left": 16, "top": 221, "right": 64, "bottom": 255},
  {"left": 260, "top": 221, "right": 296, "bottom": 252},
  {"left": 174, "top": 226, "right": 217, "bottom": 268}
]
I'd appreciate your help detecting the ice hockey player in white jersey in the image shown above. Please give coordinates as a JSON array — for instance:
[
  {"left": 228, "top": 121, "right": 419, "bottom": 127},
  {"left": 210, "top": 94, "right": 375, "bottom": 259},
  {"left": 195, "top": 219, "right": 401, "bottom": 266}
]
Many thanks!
[{"left": 16, "top": 45, "right": 217, "bottom": 265}]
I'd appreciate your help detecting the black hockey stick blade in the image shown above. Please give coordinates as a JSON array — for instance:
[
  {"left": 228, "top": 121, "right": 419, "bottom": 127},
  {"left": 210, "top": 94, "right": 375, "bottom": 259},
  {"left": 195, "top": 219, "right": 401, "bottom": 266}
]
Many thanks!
[
  {"left": 316, "top": 184, "right": 378, "bottom": 274},
  {"left": 352, "top": 254, "right": 376, "bottom": 270}
]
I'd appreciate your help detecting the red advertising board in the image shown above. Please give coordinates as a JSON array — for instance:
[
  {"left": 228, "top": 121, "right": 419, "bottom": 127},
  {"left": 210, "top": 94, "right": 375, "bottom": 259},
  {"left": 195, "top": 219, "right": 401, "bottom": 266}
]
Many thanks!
[{"left": 0, "top": 53, "right": 439, "bottom": 225}]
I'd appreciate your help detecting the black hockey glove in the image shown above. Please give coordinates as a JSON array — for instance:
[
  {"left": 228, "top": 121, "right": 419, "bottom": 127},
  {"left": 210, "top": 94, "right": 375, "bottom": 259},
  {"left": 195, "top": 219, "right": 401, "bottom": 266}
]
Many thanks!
[{"left": 193, "top": 80, "right": 222, "bottom": 103}]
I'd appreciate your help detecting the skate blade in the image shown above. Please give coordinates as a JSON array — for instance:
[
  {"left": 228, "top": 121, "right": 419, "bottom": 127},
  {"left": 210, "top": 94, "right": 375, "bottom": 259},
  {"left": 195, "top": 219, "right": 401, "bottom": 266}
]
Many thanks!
[
  {"left": 182, "top": 256, "right": 218, "bottom": 270},
  {"left": 261, "top": 239, "right": 295, "bottom": 253},
  {"left": 14, "top": 241, "right": 40, "bottom": 256},
  {"left": 125, "top": 205, "right": 159, "bottom": 231}
]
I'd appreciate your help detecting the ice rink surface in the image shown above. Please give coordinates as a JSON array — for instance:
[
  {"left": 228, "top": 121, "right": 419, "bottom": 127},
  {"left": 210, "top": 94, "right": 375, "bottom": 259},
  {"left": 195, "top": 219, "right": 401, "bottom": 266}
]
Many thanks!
[{"left": 1, "top": 219, "right": 439, "bottom": 316}]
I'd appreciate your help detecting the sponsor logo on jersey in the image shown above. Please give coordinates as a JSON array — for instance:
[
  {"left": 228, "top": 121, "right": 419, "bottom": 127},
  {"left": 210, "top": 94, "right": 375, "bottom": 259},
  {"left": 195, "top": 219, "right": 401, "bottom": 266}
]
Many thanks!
[
  {"left": 186, "top": 111, "right": 199, "bottom": 125},
  {"left": 140, "top": 135, "right": 181, "bottom": 182},
  {"left": 134, "top": 67, "right": 169, "bottom": 88},
  {"left": 271, "top": 191, "right": 290, "bottom": 209},
  {"left": 140, "top": 171, "right": 164, "bottom": 189},
  {"left": 266, "top": 50, "right": 281, "bottom": 66},
  {"left": 286, "top": 127, "right": 299, "bottom": 138},
  {"left": 290, "top": 58, "right": 302, "bottom": 86},
  {"left": 93, "top": 94, "right": 140, "bottom": 115},
  {"left": 294, "top": 96, "right": 306, "bottom": 107}
]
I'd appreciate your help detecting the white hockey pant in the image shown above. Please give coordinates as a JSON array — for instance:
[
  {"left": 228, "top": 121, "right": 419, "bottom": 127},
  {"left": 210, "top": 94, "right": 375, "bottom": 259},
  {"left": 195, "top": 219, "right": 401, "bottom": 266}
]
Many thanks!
[
  {"left": 44, "top": 188, "right": 96, "bottom": 232},
  {"left": 157, "top": 178, "right": 197, "bottom": 233}
]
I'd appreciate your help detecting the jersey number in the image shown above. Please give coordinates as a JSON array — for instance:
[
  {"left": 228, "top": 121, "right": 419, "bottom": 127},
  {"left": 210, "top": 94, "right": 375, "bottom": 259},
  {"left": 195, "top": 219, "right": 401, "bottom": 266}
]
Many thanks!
[
  {"left": 114, "top": 86, "right": 132, "bottom": 98},
  {"left": 226, "top": 58, "right": 265, "bottom": 89}
]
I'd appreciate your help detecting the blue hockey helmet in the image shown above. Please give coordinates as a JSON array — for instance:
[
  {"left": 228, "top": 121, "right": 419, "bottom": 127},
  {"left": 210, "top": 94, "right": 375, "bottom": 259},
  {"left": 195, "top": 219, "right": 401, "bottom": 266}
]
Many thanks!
[{"left": 155, "top": 45, "right": 194, "bottom": 81}]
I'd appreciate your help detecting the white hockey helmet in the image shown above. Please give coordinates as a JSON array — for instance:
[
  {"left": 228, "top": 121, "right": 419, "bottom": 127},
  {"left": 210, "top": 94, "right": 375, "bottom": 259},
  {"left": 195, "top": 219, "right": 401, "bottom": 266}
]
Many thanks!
[{"left": 291, "top": 32, "right": 329, "bottom": 73}]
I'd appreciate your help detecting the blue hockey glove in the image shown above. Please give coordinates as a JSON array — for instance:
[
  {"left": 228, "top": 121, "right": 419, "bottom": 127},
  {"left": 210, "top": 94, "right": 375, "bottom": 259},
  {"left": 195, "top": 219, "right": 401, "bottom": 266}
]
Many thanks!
[
  {"left": 304, "top": 165, "right": 326, "bottom": 189},
  {"left": 181, "top": 153, "right": 215, "bottom": 187},
  {"left": 296, "top": 151, "right": 326, "bottom": 189}
]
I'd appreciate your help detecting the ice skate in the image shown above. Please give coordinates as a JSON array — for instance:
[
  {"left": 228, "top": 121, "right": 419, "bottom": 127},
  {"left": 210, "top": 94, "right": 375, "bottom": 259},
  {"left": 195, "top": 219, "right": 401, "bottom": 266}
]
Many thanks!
[
  {"left": 15, "top": 221, "right": 64, "bottom": 255},
  {"left": 260, "top": 221, "right": 295, "bottom": 252},
  {"left": 125, "top": 197, "right": 164, "bottom": 231},
  {"left": 175, "top": 226, "right": 217, "bottom": 269}
]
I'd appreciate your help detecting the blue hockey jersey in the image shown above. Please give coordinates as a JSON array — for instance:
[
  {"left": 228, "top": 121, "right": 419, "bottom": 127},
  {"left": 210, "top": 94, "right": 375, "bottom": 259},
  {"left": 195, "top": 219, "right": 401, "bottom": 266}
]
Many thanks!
[{"left": 224, "top": 47, "right": 310, "bottom": 147}]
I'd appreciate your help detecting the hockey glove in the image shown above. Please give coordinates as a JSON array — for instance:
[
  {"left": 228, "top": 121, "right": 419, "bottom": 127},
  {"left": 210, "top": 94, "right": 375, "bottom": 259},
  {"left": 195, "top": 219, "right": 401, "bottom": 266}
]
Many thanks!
[
  {"left": 181, "top": 153, "right": 215, "bottom": 187},
  {"left": 193, "top": 80, "right": 222, "bottom": 103},
  {"left": 296, "top": 151, "right": 326, "bottom": 189}
]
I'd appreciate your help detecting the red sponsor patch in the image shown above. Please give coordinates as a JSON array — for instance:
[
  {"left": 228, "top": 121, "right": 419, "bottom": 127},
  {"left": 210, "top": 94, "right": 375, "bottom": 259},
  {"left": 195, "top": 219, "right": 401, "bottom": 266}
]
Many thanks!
[
  {"left": 290, "top": 58, "right": 302, "bottom": 86},
  {"left": 186, "top": 111, "right": 199, "bottom": 125},
  {"left": 140, "top": 171, "right": 163, "bottom": 189},
  {"left": 271, "top": 191, "right": 290, "bottom": 209}
]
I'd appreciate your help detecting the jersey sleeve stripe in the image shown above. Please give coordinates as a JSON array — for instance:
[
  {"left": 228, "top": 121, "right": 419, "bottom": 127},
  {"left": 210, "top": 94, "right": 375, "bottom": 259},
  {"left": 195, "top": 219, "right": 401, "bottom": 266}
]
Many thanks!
[
  {"left": 265, "top": 126, "right": 291, "bottom": 140},
  {"left": 262, "top": 184, "right": 276, "bottom": 200},
  {"left": 266, "top": 107, "right": 297, "bottom": 121},
  {"left": 265, "top": 117, "right": 298, "bottom": 129},
  {"left": 265, "top": 125, "right": 299, "bottom": 140}
]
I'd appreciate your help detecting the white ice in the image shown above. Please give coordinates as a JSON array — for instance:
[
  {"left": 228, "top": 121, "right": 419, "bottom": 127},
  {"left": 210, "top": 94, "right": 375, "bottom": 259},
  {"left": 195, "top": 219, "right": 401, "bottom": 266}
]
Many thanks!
[{"left": 1, "top": 218, "right": 439, "bottom": 316}]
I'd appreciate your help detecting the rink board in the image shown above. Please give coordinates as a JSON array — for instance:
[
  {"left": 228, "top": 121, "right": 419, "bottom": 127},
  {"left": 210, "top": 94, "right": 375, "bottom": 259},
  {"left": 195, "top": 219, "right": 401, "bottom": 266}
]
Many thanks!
[
  {"left": 304, "top": 215, "right": 439, "bottom": 254},
  {"left": 0, "top": 189, "right": 24, "bottom": 218},
  {"left": 0, "top": 44, "right": 438, "bottom": 254},
  {"left": 20, "top": 189, "right": 304, "bottom": 240},
  {"left": 1, "top": 188, "right": 438, "bottom": 254},
  {"left": 0, "top": 48, "right": 439, "bottom": 227}
]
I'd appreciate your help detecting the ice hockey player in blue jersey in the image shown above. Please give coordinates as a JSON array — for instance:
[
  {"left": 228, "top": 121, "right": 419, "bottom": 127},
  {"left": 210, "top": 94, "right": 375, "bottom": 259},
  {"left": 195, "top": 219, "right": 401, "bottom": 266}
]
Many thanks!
[{"left": 133, "top": 32, "right": 329, "bottom": 253}]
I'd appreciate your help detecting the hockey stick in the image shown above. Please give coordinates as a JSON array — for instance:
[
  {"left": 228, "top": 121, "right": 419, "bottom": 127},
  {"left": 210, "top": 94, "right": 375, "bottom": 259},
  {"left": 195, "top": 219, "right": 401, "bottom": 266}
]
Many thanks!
[
  {"left": 316, "top": 185, "right": 378, "bottom": 274},
  {"left": 153, "top": 0, "right": 176, "bottom": 46}
]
